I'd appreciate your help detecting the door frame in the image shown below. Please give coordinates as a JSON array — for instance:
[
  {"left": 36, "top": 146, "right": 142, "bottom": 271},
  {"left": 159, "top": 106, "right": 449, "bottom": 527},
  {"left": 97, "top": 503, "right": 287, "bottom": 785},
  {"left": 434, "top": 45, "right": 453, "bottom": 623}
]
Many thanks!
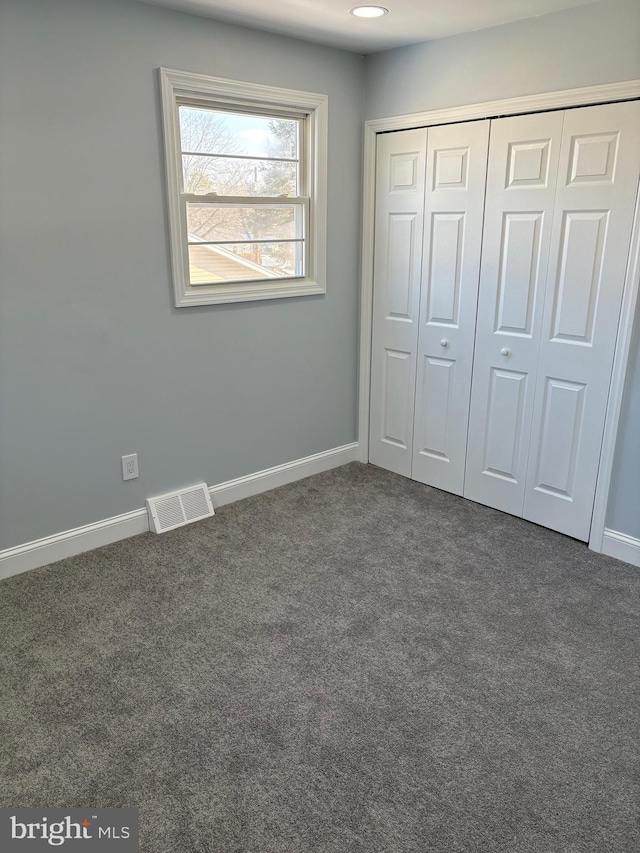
[{"left": 357, "top": 79, "right": 640, "bottom": 555}]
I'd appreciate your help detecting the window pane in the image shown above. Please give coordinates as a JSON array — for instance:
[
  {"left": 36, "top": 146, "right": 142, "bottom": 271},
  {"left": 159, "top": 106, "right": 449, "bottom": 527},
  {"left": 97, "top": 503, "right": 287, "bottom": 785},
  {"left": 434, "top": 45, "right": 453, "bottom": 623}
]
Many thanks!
[
  {"left": 182, "top": 154, "right": 297, "bottom": 197},
  {"left": 189, "top": 241, "right": 304, "bottom": 284},
  {"left": 187, "top": 204, "right": 303, "bottom": 243},
  {"left": 179, "top": 106, "right": 299, "bottom": 160}
]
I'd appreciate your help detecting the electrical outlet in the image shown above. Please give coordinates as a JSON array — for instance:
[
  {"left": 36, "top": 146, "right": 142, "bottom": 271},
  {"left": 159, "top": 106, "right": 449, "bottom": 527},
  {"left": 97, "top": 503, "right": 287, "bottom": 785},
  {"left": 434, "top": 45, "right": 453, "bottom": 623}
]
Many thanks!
[{"left": 122, "top": 453, "right": 139, "bottom": 481}]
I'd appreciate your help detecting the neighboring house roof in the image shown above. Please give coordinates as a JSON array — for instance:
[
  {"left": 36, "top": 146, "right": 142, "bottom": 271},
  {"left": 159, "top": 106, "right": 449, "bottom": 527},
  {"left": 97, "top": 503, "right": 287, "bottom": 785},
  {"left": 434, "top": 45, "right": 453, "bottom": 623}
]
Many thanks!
[{"left": 188, "top": 235, "right": 280, "bottom": 284}]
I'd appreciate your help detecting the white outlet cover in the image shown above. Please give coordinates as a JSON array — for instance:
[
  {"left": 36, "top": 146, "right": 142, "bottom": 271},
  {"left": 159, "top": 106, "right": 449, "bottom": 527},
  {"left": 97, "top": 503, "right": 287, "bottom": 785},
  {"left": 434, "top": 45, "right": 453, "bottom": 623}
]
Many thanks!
[{"left": 122, "top": 453, "right": 139, "bottom": 480}]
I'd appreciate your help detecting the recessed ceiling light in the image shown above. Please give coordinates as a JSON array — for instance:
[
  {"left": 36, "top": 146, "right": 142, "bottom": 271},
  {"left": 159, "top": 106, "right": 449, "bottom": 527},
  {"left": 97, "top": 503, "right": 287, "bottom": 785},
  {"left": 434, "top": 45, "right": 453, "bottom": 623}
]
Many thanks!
[{"left": 350, "top": 6, "right": 389, "bottom": 18}]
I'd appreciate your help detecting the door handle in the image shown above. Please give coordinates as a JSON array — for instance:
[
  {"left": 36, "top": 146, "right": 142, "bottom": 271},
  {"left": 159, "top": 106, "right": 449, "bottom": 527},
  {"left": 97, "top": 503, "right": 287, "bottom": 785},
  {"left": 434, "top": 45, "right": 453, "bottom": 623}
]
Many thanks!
[
  {"left": 440, "top": 339, "right": 449, "bottom": 348},
  {"left": 501, "top": 347, "right": 511, "bottom": 357}
]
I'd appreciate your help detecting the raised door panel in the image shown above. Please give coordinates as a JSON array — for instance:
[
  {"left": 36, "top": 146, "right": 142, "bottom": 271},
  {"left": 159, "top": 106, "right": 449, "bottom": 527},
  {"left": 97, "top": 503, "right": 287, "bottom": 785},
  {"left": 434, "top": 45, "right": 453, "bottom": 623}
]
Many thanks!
[
  {"left": 524, "top": 101, "right": 640, "bottom": 540},
  {"left": 426, "top": 213, "right": 464, "bottom": 326},
  {"left": 465, "top": 111, "right": 564, "bottom": 513},
  {"left": 482, "top": 368, "right": 528, "bottom": 484},
  {"left": 549, "top": 210, "right": 607, "bottom": 344},
  {"left": 381, "top": 348, "right": 414, "bottom": 450},
  {"left": 532, "top": 378, "right": 585, "bottom": 500},
  {"left": 369, "top": 128, "right": 427, "bottom": 476},
  {"left": 495, "top": 213, "right": 543, "bottom": 336},
  {"left": 414, "top": 356, "right": 455, "bottom": 462},
  {"left": 386, "top": 213, "right": 419, "bottom": 319},
  {"left": 412, "top": 120, "right": 490, "bottom": 494}
]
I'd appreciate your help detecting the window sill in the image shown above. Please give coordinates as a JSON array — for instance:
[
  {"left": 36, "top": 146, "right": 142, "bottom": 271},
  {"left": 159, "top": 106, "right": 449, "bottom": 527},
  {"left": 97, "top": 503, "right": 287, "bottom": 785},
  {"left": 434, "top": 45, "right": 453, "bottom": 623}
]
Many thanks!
[{"left": 176, "top": 278, "right": 326, "bottom": 307}]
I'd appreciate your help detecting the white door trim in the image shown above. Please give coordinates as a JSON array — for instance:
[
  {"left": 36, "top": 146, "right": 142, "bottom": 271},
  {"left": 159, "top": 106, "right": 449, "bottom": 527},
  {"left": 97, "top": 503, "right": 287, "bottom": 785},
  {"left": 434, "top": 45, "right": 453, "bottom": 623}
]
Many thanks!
[
  {"left": 357, "top": 79, "right": 640, "bottom": 555},
  {"left": 589, "top": 185, "right": 640, "bottom": 551}
]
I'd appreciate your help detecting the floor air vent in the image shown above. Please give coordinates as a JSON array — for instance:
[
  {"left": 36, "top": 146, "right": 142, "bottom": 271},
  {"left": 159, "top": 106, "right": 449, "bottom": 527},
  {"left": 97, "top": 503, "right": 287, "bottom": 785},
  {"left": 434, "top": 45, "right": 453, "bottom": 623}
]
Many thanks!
[{"left": 147, "top": 483, "right": 214, "bottom": 534}]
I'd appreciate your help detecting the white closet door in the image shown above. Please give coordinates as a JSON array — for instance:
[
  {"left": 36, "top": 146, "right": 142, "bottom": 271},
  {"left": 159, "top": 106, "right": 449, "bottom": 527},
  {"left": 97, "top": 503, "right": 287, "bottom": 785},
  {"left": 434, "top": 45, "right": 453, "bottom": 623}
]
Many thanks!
[
  {"left": 464, "top": 111, "right": 564, "bottom": 513},
  {"left": 523, "top": 101, "right": 640, "bottom": 540},
  {"left": 369, "top": 128, "right": 427, "bottom": 476},
  {"left": 412, "top": 120, "right": 490, "bottom": 494}
]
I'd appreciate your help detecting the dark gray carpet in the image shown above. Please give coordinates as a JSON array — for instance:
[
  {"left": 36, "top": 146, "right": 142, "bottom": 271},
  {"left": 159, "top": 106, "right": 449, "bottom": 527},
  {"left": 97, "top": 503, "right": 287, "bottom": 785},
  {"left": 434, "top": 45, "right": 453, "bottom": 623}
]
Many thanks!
[{"left": 1, "top": 462, "right": 638, "bottom": 852}]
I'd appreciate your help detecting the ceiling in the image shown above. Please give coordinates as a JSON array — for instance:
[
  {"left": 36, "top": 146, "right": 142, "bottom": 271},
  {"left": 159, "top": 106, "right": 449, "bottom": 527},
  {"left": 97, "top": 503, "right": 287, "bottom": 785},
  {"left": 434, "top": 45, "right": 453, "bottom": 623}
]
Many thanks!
[{"left": 136, "top": 0, "right": 598, "bottom": 53}]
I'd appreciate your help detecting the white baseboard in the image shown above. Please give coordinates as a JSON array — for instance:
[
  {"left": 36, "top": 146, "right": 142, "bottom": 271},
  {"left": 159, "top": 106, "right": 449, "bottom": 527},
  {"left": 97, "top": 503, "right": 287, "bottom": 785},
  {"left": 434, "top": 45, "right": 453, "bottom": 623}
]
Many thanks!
[
  {"left": 600, "top": 528, "right": 640, "bottom": 568},
  {"left": 0, "top": 443, "right": 359, "bottom": 582},
  {"left": 209, "top": 442, "right": 359, "bottom": 508},
  {"left": 0, "top": 510, "right": 150, "bottom": 581}
]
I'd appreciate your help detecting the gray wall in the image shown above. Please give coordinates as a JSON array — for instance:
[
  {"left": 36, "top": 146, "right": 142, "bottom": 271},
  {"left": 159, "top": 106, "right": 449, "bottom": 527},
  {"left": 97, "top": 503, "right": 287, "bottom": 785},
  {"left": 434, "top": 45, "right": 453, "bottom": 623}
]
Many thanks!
[
  {"left": 0, "top": 0, "right": 364, "bottom": 549},
  {"left": 365, "top": 0, "right": 640, "bottom": 539},
  {"left": 364, "top": 0, "right": 640, "bottom": 120}
]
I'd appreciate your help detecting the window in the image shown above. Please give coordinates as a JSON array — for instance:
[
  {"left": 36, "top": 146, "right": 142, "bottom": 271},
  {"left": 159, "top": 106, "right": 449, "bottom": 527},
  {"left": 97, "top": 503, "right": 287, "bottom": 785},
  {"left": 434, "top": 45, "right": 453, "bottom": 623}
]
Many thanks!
[{"left": 160, "top": 68, "right": 327, "bottom": 306}]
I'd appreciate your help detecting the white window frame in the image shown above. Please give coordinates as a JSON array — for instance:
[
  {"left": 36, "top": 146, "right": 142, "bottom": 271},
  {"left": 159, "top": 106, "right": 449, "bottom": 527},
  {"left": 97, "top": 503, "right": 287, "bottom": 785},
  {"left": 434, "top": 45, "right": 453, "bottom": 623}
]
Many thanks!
[{"left": 160, "top": 68, "right": 328, "bottom": 307}]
